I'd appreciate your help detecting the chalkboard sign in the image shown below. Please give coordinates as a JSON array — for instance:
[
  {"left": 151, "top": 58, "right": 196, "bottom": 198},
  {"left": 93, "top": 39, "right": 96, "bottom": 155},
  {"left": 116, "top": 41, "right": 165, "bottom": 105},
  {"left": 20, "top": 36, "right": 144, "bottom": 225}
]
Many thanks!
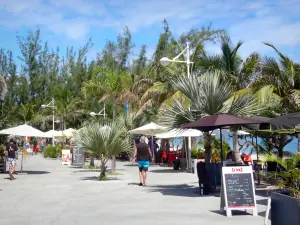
[
  {"left": 225, "top": 173, "right": 255, "bottom": 207},
  {"left": 72, "top": 146, "right": 85, "bottom": 166},
  {"left": 221, "top": 166, "right": 257, "bottom": 217}
]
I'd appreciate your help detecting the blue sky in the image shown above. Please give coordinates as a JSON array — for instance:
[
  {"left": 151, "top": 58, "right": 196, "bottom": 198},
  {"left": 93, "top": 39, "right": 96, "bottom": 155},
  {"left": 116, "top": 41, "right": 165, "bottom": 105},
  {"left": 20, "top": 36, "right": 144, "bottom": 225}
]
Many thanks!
[{"left": 1, "top": 0, "right": 300, "bottom": 68}]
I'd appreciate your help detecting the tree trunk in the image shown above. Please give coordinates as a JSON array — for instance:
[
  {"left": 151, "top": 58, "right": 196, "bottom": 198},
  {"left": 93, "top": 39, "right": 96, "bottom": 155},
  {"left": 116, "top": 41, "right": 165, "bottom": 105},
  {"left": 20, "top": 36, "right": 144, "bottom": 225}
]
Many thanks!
[
  {"left": 298, "top": 133, "right": 300, "bottom": 152},
  {"left": 111, "top": 155, "right": 116, "bottom": 172},
  {"left": 191, "top": 137, "right": 197, "bottom": 150},
  {"left": 90, "top": 156, "right": 95, "bottom": 167},
  {"left": 99, "top": 156, "right": 107, "bottom": 180},
  {"left": 232, "top": 131, "right": 242, "bottom": 163},
  {"left": 203, "top": 132, "right": 212, "bottom": 164}
]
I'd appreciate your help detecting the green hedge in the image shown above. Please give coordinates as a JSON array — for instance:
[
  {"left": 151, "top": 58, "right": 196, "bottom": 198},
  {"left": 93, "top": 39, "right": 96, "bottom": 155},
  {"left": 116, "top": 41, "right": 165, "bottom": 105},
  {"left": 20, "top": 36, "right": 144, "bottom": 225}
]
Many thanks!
[{"left": 43, "top": 144, "right": 62, "bottom": 158}]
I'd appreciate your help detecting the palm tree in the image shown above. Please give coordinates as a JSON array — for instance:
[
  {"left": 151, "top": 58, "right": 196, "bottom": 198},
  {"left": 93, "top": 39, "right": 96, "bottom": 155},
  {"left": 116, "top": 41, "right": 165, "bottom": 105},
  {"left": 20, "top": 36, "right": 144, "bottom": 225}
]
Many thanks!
[
  {"left": 74, "top": 121, "right": 130, "bottom": 180},
  {"left": 198, "top": 37, "right": 261, "bottom": 162},
  {"left": 160, "top": 71, "right": 262, "bottom": 163},
  {"left": 251, "top": 43, "right": 300, "bottom": 151}
]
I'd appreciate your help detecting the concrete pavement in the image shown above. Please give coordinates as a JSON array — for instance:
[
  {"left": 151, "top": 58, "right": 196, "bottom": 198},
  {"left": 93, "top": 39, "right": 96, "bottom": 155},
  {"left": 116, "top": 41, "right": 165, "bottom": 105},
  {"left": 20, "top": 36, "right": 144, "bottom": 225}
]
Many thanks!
[{"left": 0, "top": 154, "right": 270, "bottom": 225}]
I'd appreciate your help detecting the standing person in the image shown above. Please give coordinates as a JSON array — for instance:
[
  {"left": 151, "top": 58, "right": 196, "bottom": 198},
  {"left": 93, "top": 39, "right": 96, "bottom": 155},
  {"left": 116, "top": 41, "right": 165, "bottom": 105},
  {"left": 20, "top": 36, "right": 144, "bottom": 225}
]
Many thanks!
[
  {"left": 6, "top": 139, "right": 18, "bottom": 180},
  {"left": 133, "top": 136, "right": 152, "bottom": 186}
]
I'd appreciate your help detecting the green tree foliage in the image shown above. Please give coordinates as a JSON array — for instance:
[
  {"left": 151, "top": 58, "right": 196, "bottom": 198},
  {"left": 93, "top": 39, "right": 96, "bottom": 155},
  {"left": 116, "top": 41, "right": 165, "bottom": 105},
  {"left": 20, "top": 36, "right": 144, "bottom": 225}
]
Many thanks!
[{"left": 74, "top": 122, "right": 130, "bottom": 180}]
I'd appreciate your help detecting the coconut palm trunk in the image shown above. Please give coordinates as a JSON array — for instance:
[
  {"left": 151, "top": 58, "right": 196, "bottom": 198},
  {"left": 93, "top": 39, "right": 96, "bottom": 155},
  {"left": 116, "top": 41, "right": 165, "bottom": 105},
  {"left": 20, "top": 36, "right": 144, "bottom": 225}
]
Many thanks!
[
  {"left": 111, "top": 155, "right": 116, "bottom": 172},
  {"left": 232, "top": 131, "right": 242, "bottom": 162},
  {"left": 100, "top": 154, "right": 107, "bottom": 180},
  {"left": 90, "top": 155, "right": 95, "bottom": 167},
  {"left": 203, "top": 133, "right": 213, "bottom": 165}
]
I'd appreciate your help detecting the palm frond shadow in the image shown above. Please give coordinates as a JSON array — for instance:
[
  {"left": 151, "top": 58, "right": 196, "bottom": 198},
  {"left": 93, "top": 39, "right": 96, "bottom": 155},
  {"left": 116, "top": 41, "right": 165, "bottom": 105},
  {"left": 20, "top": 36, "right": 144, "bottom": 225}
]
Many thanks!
[{"left": 146, "top": 184, "right": 220, "bottom": 198}]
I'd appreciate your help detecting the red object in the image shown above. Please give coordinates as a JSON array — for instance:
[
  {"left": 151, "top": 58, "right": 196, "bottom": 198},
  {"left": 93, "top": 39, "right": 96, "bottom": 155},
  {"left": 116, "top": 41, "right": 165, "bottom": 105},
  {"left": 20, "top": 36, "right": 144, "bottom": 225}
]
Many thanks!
[
  {"left": 161, "top": 150, "right": 167, "bottom": 163},
  {"left": 168, "top": 152, "right": 176, "bottom": 165},
  {"left": 232, "top": 167, "right": 243, "bottom": 172},
  {"left": 33, "top": 145, "right": 39, "bottom": 152},
  {"left": 243, "top": 154, "right": 252, "bottom": 164}
]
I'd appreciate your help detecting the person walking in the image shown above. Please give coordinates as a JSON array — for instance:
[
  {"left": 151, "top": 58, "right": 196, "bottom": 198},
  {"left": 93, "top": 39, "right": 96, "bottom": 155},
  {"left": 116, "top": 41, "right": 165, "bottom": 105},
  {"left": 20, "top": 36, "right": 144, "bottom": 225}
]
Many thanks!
[
  {"left": 133, "top": 136, "right": 152, "bottom": 186},
  {"left": 6, "top": 139, "right": 18, "bottom": 180}
]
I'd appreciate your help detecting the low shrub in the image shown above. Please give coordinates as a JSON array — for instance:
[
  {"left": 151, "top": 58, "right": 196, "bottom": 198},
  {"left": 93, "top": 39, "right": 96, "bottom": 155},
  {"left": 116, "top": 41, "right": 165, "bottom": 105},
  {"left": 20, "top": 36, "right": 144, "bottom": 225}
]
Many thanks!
[
  {"left": 43, "top": 144, "right": 62, "bottom": 158},
  {"left": 0, "top": 145, "right": 5, "bottom": 159}
]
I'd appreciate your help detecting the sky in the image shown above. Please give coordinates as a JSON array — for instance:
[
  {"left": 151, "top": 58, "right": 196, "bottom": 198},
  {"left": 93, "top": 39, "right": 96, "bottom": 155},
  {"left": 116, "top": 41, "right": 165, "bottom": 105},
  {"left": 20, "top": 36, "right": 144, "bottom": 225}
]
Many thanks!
[{"left": 1, "top": 0, "right": 300, "bottom": 68}]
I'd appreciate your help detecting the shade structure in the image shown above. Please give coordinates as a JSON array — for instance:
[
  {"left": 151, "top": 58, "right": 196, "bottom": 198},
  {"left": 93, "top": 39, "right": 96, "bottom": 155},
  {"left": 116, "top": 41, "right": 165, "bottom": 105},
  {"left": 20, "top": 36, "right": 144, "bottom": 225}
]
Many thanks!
[
  {"left": 129, "top": 122, "right": 167, "bottom": 160},
  {"left": 182, "top": 114, "right": 266, "bottom": 132},
  {"left": 268, "top": 112, "right": 300, "bottom": 130},
  {"left": 43, "top": 130, "right": 60, "bottom": 138},
  {"left": 129, "top": 122, "right": 167, "bottom": 135},
  {"left": 155, "top": 128, "right": 203, "bottom": 139},
  {"left": 213, "top": 129, "right": 250, "bottom": 136},
  {"left": 56, "top": 128, "right": 77, "bottom": 138},
  {"left": 0, "top": 124, "right": 46, "bottom": 137},
  {"left": 182, "top": 114, "right": 267, "bottom": 165}
]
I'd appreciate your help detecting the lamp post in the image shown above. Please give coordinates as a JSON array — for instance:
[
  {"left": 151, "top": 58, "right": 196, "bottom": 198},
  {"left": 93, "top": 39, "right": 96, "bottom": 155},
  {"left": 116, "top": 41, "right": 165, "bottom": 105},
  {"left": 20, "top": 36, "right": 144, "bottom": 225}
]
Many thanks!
[
  {"left": 160, "top": 42, "right": 193, "bottom": 78},
  {"left": 90, "top": 104, "right": 107, "bottom": 119},
  {"left": 41, "top": 98, "right": 55, "bottom": 145}
]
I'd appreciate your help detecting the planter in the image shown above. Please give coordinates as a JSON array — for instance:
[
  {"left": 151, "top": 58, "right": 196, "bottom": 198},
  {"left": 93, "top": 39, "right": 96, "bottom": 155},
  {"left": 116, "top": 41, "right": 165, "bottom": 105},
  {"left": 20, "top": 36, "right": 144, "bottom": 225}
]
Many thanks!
[
  {"left": 179, "top": 158, "right": 187, "bottom": 170},
  {"left": 0, "top": 158, "right": 6, "bottom": 173},
  {"left": 271, "top": 192, "right": 300, "bottom": 225}
]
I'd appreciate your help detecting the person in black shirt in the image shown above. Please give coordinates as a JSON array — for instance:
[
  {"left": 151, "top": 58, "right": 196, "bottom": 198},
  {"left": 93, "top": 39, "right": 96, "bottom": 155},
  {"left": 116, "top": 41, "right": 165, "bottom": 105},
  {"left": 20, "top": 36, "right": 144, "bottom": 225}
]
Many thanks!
[
  {"left": 133, "top": 136, "right": 152, "bottom": 186},
  {"left": 6, "top": 139, "right": 18, "bottom": 180}
]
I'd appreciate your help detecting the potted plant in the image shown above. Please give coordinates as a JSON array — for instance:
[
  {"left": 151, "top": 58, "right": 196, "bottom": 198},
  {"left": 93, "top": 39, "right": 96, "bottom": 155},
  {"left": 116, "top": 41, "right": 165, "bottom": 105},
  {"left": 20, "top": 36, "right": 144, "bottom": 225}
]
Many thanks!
[
  {"left": 267, "top": 154, "right": 300, "bottom": 225},
  {"left": 0, "top": 145, "right": 6, "bottom": 173}
]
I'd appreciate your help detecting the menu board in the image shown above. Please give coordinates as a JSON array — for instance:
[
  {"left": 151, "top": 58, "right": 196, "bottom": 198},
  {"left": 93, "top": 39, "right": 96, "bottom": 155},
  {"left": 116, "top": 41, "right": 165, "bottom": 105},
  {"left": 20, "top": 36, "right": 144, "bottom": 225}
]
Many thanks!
[
  {"left": 61, "top": 149, "right": 71, "bottom": 166},
  {"left": 225, "top": 173, "right": 255, "bottom": 208},
  {"left": 221, "top": 166, "right": 257, "bottom": 217},
  {"left": 72, "top": 146, "right": 85, "bottom": 166}
]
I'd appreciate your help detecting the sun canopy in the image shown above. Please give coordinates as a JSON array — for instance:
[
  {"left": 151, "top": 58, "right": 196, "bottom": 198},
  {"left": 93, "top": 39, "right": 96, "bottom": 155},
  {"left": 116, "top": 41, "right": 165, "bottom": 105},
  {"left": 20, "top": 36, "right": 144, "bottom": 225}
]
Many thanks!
[
  {"left": 129, "top": 122, "right": 167, "bottom": 135},
  {"left": 183, "top": 114, "right": 266, "bottom": 132},
  {"left": 43, "top": 130, "right": 61, "bottom": 138},
  {"left": 56, "top": 128, "right": 77, "bottom": 138},
  {"left": 0, "top": 124, "right": 46, "bottom": 137},
  {"left": 155, "top": 129, "right": 203, "bottom": 138}
]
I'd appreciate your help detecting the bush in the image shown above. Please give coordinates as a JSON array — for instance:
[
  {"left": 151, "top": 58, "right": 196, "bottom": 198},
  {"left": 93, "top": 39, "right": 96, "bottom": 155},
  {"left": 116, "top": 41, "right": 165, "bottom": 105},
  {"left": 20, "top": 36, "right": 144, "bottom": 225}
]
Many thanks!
[
  {"left": 43, "top": 144, "right": 62, "bottom": 158},
  {"left": 0, "top": 145, "right": 5, "bottom": 159},
  {"left": 267, "top": 154, "right": 300, "bottom": 199}
]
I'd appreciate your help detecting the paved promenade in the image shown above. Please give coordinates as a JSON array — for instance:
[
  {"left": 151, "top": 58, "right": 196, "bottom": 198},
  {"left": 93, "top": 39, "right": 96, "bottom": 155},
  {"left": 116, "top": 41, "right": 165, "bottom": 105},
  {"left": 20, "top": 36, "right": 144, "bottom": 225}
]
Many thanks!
[{"left": 0, "top": 154, "right": 270, "bottom": 225}]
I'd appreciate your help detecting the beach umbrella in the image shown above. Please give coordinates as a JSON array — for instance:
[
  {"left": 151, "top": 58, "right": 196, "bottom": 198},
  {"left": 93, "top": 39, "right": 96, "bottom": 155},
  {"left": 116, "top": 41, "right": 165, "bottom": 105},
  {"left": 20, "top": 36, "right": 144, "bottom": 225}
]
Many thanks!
[
  {"left": 0, "top": 124, "right": 46, "bottom": 137},
  {"left": 129, "top": 122, "right": 167, "bottom": 158},
  {"left": 182, "top": 114, "right": 267, "bottom": 165},
  {"left": 155, "top": 128, "right": 203, "bottom": 138},
  {"left": 129, "top": 122, "right": 167, "bottom": 135},
  {"left": 56, "top": 128, "right": 77, "bottom": 138},
  {"left": 0, "top": 124, "right": 46, "bottom": 173},
  {"left": 43, "top": 130, "right": 60, "bottom": 138}
]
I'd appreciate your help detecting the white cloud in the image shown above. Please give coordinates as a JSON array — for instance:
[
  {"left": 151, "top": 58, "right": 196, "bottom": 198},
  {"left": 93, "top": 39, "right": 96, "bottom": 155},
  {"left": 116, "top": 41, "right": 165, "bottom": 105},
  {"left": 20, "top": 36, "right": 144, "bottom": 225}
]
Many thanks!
[{"left": 0, "top": 0, "right": 299, "bottom": 61}]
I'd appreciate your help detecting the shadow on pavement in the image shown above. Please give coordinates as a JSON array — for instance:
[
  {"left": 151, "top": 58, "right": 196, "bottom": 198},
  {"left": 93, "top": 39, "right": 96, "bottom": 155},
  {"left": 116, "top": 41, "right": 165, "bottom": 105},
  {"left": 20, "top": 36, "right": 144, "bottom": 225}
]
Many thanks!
[
  {"left": 79, "top": 176, "right": 120, "bottom": 181},
  {"left": 147, "top": 184, "right": 220, "bottom": 198},
  {"left": 123, "top": 164, "right": 138, "bottom": 167},
  {"left": 256, "top": 198, "right": 268, "bottom": 206},
  {"left": 149, "top": 169, "right": 187, "bottom": 174},
  {"left": 23, "top": 171, "right": 50, "bottom": 175},
  {"left": 210, "top": 210, "right": 253, "bottom": 217}
]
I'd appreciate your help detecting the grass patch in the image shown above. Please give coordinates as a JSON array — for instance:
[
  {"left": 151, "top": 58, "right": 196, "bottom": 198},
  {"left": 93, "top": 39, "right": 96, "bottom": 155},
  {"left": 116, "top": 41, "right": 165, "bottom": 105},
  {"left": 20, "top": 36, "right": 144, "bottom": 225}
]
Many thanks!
[
  {"left": 106, "top": 172, "right": 123, "bottom": 176},
  {"left": 83, "top": 165, "right": 100, "bottom": 169},
  {"left": 98, "top": 176, "right": 107, "bottom": 181}
]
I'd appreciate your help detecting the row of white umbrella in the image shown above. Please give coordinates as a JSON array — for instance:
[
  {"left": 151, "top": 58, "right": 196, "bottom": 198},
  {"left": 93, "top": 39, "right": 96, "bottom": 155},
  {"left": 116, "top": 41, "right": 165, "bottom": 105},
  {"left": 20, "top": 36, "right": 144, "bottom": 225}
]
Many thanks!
[
  {"left": 129, "top": 122, "right": 250, "bottom": 138},
  {"left": 0, "top": 124, "right": 76, "bottom": 138}
]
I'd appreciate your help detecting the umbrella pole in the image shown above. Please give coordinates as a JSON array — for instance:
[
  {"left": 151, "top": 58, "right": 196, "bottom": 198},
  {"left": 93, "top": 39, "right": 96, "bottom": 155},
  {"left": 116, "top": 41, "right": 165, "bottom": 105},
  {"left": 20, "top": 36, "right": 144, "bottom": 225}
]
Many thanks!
[
  {"left": 151, "top": 136, "right": 154, "bottom": 161},
  {"left": 20, "top": 136, "right": 26, "bottom": 173},
  {"left": 185, "top": 137, "right": 188, "bottom": 172},
  {"left": 220, "top": 128, "right": 223, "bottom": 166},
  {"left": 188, "top": 136, "right": 192, "bottom": 172},
  {"left": 256, "top": 133, "right": 260, "bottom": 185}
]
